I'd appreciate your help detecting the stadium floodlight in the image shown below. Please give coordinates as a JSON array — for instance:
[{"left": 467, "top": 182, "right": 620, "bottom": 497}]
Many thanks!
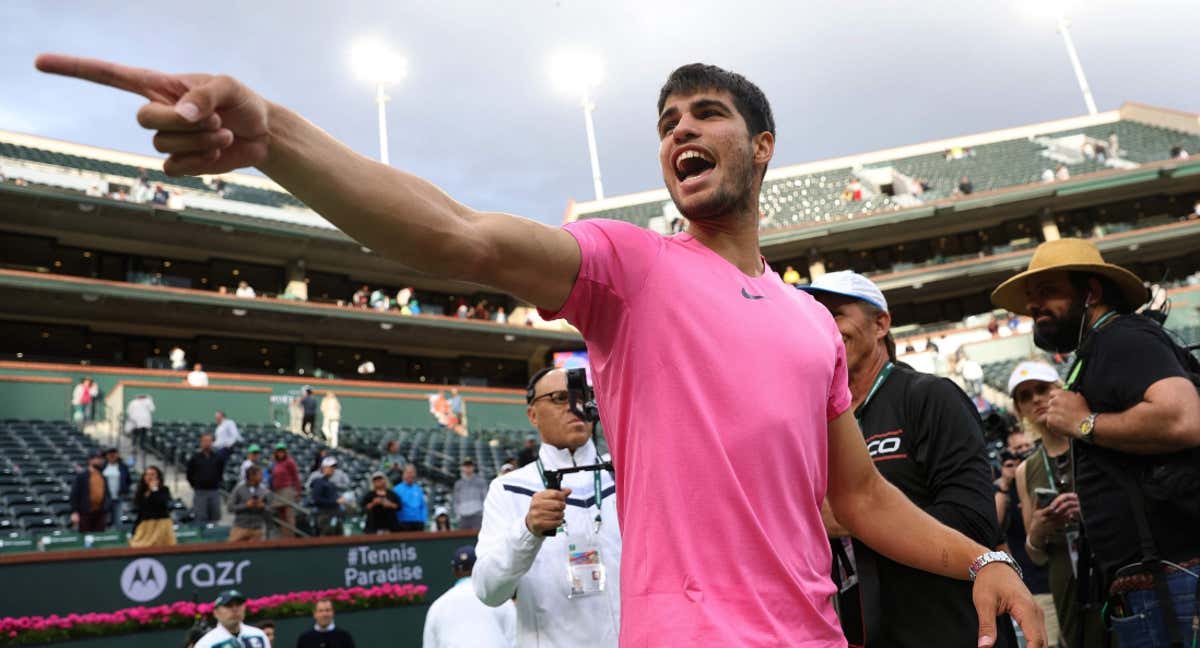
[
  {"left": 351, "top": 38, "right": 408, "bottom": 165},
  {"left": 1017, "top": 0, "right": 1098, "bottom": 116},
  {"left": 550, "top": 50, "right": 606, "bottom": 201}
]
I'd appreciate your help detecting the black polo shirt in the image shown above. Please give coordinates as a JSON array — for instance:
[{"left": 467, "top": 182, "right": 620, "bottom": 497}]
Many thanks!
[
  {"left": 1070, "top": 314, "right": 1200, "bottom": 579},
  {"left": 843, "top": 363, "right": 1003, "bottom": 648}
]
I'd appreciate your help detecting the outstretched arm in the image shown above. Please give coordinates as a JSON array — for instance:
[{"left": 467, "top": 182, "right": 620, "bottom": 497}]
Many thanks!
[
  {"left": 35, "top": 54, "right": 580, "bottom": 311},
  {"left": 825, "top": 409, "right": 1044, "bottom": 648}
]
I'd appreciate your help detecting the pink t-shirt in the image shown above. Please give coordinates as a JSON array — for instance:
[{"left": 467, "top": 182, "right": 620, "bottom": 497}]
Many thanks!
[{"left": 540, "top": 219, "right": 852, "bottom": 647}]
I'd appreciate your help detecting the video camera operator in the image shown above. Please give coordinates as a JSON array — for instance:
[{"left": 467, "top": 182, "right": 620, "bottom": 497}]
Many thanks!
[
  {"left": 993, "top": 239, "right": 1200, "bottom": 647},
  {"left": 473, "top": 367, "right": 620, "bottom": 647}
]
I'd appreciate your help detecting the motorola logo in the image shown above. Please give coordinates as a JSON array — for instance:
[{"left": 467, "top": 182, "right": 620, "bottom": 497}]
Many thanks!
[{"left": 121, "top": 558, "right": 167, "bottom": 602}]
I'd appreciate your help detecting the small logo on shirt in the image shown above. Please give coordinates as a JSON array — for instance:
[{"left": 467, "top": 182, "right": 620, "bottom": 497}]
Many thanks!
[
  {"left": 741, "top": 287, "right": 765, "bottom": 300},
  {"left": 865, "top": 429, "right": 907, "bottom": 462}
]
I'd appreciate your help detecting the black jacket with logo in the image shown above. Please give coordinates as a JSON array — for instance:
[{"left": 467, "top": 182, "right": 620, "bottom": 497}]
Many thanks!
[{"left": 840, "top": 363, "right": 1005, "bottom": 648}]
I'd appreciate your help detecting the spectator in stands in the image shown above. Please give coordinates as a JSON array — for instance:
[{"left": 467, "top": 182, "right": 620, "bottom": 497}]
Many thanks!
[
  {"left": 1081, "top": 141, "right": 1096, "bottom": 161},
  {"left": 424, "top": 545, "right": 516, "bottom": 648},
  {"left": 782, "top": 265, "right": 801, "bottom": 285},
  {"left": 310, "top": 457, "right": 349, "bottom": 536},
  {"left": 1040, "top": 169, "right": 1055, "bottom": 184},
  {"left": 494, "top": 306, "right": 508, "bottom": 324},
  {"left": 432, "top": 505, "right": 452, "bottom": 531},
  {"left": 1170, "top": 144, "right": 1189, "bottom": 160},
  {"left": 449, "top": 389, "right": 464, "bottom": 420},
  {"left": 258, "top": 621, "right": 275, "bottom": 646},
  {"left": 102, "top": 447, "right": 131, "bottom": 524},
  {"left": 842, "top": 177, "right": 863, "bottom": 202},
  {"left": 379, "top": 440, "right": 407, "bottom": 483},
  {"left": 151, "top": 184, "right": 170, "bottom": 205},
  {"left": 235, "top": 280, "right": 255, "bottom": 298},
  {"left": 125, "top": 393, "right": 155, "bottom": 446},
  {"left": 924, "top": 337, "right": 940, "bottom": 354},
  {"left": 212, "top": 410, "right": 242, "bottom": 459},
  {"left": 71, "top": 377, "right": 98, "bottom": 425},
  {"left": 987, "top": 317, "right": 1001, "bottom": 337},
  {"left": 452, "top": 458, "right": 487, "bottom": 530},
  {"left": 239, "top": 444, "right": 262, "bottom": 484},
  {"left": 396, "top": 286, "right": 413, "bottom": 310},
  {"left": 992, "top": 237, "right": 1200, "bottom": 645},
  {"left": 1054, "top": 164, "right": 1070, "bottom": 182},
  {"left": 369, "top": 287, "right": 390, "bottom": 311},
  {"left": 516, "top": 436, "right": 537, "bottom": 467},
  {"left": 70, "top": 450, "right": 112, "bottom": 532},
  {"left": 393, "top": 464, "right": 427, "bottom": 532},
  {"left": 455, "top": 301, "right": 469, "bottom": 319},
  {"left": 298, "top": 387, "right": 318, "bottom": 437},
  {"left": 1005, "top": 361, "right": 1101, "bottom": 648},
  {"left": 361, "top": 472, "right": 402, "bottom": 534},
  {"left": 498, "top": 459, "right": 517, "bottom": 476},
  {"left": 802, "top": 272, "right": 1008, "bottom": 648},
  {"left": 306, "top": 454, "right": 351, "bottom": 492},
  {"left": 474, "top": 367, "right": 620, "bottom": 646},
  {"left": 169, "top": 345, "right": 187, "bottom": 370},
  {"left": 269, "top": 442, "right": 301, "bottom": 537},
  {"left": 297, "top": 598, "right": 357, "bottom": 648},
  {"left": 129, "top": 465, "right": 175, "bottom": 547},
  {"left": 320, "top": 391, "right": 341, "bottom": 446},
  {"left": 187, "top": 433, "right": 226, "bottom": 525},
  {"left": 351, "top": 285, "right": 369, "bottom": 308},
  {"left": 193, "top": 590, "right": 270, "bottom": 648},
  {"left": 186, "top": 362, "right": 209, "bottom": 387},
  {"left": 407, "top": 298, "right": 422, "bottom": 315},
  {"left": 956, "top": 175, "right": 974, "bottom": 195},
  {"left": 228, "top": 464, "right": 272, "bottom": 542}
]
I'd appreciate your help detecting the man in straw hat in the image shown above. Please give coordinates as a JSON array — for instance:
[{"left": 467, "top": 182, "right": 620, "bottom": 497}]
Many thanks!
[{"left": 993, "top": 238, "right": 1200, "bottom": 646}]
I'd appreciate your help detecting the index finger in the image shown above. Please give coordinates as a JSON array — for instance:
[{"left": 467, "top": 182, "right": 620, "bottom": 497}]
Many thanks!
[{"left": 35, "top": 53, "right": 161, "bottom": 99}]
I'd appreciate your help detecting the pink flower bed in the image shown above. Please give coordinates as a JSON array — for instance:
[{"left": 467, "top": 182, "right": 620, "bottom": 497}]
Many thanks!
[{"left": 0, "top": 583, "right": 426, "bottom": 646}]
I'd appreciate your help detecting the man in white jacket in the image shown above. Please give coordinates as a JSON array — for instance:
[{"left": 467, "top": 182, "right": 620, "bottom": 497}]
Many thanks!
[{"left": 474, "top": 368, "right": 621, "bottom": 647}]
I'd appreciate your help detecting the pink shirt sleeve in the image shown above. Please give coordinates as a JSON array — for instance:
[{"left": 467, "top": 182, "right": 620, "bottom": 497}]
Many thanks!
[
  {"left": 538, "top": 219, "right": 665, "bottom": 337},
  {"left": 826, "top": 317, "right": 853, "bottom": 421}
]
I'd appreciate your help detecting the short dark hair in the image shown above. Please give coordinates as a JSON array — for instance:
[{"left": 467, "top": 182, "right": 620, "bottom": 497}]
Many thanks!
[
  {"left": 525, "top": 366, "right": 557, "bottom": 404},
  {"left": 258, "top": 620, "right": 275, "bottom": 630},
  {"left": 1067, "top": 272, "right": 1135, "bottom": 313},
  {"left": 245, "top": 465, "right": 262, "bottom": 477},
  {"left": 657, "top": 63, "right": 775, "bottom": 139},
  {"left": 314, "top": 597, "right": 333, "bottom": 611}
]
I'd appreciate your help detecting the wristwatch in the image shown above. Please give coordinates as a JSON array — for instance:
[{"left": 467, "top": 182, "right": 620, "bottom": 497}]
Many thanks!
[
  {"left": 968, "top": 551, "right": 1023, "bottom": 582},
  {"left": 1077, "top": 413, "right": 1098, "bottom": 444}
]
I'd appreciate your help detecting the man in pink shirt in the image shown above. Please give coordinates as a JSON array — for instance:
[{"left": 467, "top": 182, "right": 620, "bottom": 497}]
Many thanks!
[{"left": 39, "top": 55, "right": 1044, "bottom": 647}]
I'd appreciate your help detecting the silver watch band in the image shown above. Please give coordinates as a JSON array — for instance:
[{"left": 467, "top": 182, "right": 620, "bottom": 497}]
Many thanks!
[{"left": 968, "top": 550, "right": 1023, "bottom": 582}]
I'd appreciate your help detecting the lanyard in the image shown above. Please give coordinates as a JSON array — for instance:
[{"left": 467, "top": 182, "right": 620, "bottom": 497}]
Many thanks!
[
  {"left": 536, "top": 456, "right": 604, "bottom": 532},
  {"left": 855, "top": 362, "right": 894, "bottom": 422},
  {"left": 1063, "top": 311, "right": 1119, "bottom": 389}
]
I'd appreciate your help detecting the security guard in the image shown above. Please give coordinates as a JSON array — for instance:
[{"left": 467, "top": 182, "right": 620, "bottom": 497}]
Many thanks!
[{"left": 474, "top": 368, "right": 621, "bottom": 647}]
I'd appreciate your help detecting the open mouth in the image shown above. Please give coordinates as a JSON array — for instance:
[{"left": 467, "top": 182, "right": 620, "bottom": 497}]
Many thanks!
[{"left": 674, "top": 148, "right": 716, "bottom": 185}]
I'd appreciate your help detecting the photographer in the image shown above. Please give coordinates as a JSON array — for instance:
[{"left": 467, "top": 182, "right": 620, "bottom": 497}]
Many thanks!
[
  {"left": 473, "top": 368, "right": 620, "bottom": 647},
  {"left": 994, "top": 425, "right": 1054, "bottom": 642},
  {"left": 228, "top": 465, "right": 272, "bottom": 542},
  {"left": 993, "top": 239, "right": 1200, "bottom": 646}
]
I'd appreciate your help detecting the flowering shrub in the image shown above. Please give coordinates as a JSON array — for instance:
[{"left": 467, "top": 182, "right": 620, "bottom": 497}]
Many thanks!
[{"left": 0, "top": 583, "right": 426, "bottom": 646}]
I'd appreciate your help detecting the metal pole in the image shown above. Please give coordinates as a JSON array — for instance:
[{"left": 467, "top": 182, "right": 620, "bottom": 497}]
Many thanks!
[
  {"left": 581, "top": 92, "right": 605, "bottom": 200},
  {"left": 375, "top": 83, "right": 391, "bottom": 165},
  {"left": 1057, "top": 16, "right": 1098, "bottom": 116}
]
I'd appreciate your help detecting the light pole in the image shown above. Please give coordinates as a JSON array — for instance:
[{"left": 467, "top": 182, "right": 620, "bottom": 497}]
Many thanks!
[
  {"left": 351, "top": 38, "right": 408, "bottom": 165},
  {"left": 1056, "top": 15, "right": 1098, "bottom": 116},
  {"left": 551, "top": 51, "right": 606, "bottom": 201}
]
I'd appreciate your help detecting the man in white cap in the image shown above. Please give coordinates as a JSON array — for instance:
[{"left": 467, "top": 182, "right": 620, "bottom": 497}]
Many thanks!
[
  {"left": 193, "top": 590, "right": 269, "bottom": 648},
  {"left": 802, "top": 271, "right": 1012, "bottom": 648},
  {"left": 424, "top": 545, "right": 515, "bottom": 648},
  {"left": 310, "top": 456, "right": 349, "bottom": 536},
  {"left": 1005, "top": 361, "right": 1103, "bottom": 648},
  {"left": 992, "top": 238, "right": 1200, "bottom": 646}
]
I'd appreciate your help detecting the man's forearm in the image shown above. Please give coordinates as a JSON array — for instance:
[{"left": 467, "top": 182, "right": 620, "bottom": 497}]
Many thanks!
[
  {"left": 834, "top": 472, "right": 989, "bottom": 580},
  {"left": 257, "top": 104, "right": 493, "bottom": 282},
  {"left": 1094, "top": 399, "right": 1200, "bottom": 454}
]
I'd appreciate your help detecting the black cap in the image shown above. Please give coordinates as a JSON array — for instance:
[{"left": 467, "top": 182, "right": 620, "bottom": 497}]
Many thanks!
[
  {"left": 461, "top": 457, "right": 475, "bottom": 466},
  {"left": 213, "top": 589, "right": 247, "bottom": 607},
  {"left": 104, "top": 447, "right": 118, "bottom": 454},
  {"left": 452, "top": 545, "right": 476, "bottom": 571}
]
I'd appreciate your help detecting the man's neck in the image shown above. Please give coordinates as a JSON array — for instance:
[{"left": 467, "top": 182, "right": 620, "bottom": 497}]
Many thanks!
[
  {"left": 1084, "top": 304, "right": 1113, "bottom": 330},
  {"left": 222, "top": 622, "right": 241, "bottom": 635},
  {"left": 849, "top": 346, "right": 891, "bottom": 410},
  {"left": 685, "top": 205, "right": 764, "bottom": 276}
]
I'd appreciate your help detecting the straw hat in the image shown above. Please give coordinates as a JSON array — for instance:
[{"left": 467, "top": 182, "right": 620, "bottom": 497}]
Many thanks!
[{"left": 991, "top": 238, "right": 1148, "bottom": 315}]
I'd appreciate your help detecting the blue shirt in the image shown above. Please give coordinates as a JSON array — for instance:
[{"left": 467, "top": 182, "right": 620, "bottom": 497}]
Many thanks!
[{"left": 393, "top": 481, "right": 427, "bottom": 523}]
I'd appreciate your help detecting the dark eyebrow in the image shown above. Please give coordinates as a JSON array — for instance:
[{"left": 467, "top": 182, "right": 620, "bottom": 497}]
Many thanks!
[
  {"left": 657, "top": 97, "right": 734, "bottom": 134},
  {"left": 657, "top": 106, "right": 680, "bottom": 133}
]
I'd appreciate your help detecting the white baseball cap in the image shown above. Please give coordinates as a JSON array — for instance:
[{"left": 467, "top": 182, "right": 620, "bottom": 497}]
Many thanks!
[
  {"left": 798, "top": 270, "right": 888, "bottom": 312},
  {"left": 1007, "top": 361, "right": 1061, "bottom": 396},
  {"left": 321, "top": 456, "right": 338, "bottom": 468}
]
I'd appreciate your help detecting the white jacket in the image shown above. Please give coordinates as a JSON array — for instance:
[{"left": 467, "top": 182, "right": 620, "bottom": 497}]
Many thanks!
[
  {"left": 474, "top": 439, "right": 621, "bottom": 647},
  {"left": 424, "top": 577, "right": 516, "bottom": 648}
]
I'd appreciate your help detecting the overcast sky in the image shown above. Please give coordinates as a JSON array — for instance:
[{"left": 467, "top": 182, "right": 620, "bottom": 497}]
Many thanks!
[{"left": 3, "top": 0, "right": 1198, "bottom": 224}]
